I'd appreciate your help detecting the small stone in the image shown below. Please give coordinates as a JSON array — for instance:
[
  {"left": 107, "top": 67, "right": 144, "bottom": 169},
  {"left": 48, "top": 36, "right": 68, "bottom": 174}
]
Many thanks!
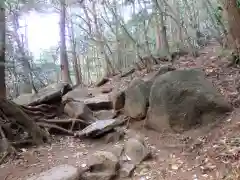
[
  {"left": 171, "top": 164, "right": 179, "bottom": 170},
  {"left": 81, "top": 164, "right": 87, "bottom": 168},
  {"left": 124, "top": 138, "right": 150, "bottom": 165}
]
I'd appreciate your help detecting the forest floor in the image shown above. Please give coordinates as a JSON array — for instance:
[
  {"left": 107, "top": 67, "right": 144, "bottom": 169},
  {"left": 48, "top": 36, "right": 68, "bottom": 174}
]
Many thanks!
[{"left": 1, "top": 42, "right": 240, "bottom": 180}]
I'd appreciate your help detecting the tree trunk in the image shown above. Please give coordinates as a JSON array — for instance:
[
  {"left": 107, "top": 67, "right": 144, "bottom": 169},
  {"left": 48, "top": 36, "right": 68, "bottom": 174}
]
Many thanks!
[
  {"left": 0, "top": 6, "right": 5, "bottom": 98},
  {"left": 11, "top": 13, "right": 37, "bottom": 94},
  {"left": 223, "top": 0, "right": 240, "bottom": 50},
  {"left": 68, "top": 18, "right": 82, "bottom": 85},
  {"left": 154, "top": 0, "right": 170, "bottom": 56},
  {"left": 60, "top": 0, "right": 72, "bottom": 84},
  {"left": 155, "top": 19, "right": 161, "bottom": 51}
]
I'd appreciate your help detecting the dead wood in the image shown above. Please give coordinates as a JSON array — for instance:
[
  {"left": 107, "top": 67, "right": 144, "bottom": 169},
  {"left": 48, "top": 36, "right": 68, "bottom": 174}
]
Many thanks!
[
  {"left": 96, "top": 77, "right": 109, "bottom": 87},
  {"left": 121, "top": 68, "right": 135, "bottom": 78},
  {"left": 36, "top": 118, "right": 90, "bottom": 126}
]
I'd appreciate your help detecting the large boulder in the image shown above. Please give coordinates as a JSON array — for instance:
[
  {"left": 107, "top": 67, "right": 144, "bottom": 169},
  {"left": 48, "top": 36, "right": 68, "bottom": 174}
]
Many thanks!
[
  {"left": 124, "top": 66, "right": 175, "bottom": 119},
  {"left": 124, "top": 78, "right": 152, "bottom": 119},
  {"left": 26, "top": 164, "right": 80, "bottom": 180},
  {"left": 14, "top": 82, "right": 72, "bottom": 106},
  {"left": 146, "top": 69, "right": 232, "bottom": 132}
]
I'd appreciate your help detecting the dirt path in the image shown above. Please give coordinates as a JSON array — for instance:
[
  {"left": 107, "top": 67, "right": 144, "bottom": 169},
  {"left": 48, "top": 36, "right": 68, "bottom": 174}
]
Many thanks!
[
  {"left": 1, "top": 43, "right": 240, "bottom": 180},
  {"left": 1, "top": 112, "right": 239, "bottom": 180}
]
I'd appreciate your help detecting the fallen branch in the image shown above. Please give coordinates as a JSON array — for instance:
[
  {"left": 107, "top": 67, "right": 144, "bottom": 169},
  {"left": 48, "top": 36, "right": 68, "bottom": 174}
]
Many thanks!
[{"left": 36, "top": 118, "right": 89, "bottom": 126}]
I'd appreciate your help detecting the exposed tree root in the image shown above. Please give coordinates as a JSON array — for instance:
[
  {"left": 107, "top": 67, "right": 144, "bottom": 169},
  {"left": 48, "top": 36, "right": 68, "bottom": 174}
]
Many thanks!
[
  {"left": 20, "top": 104, "right": 59, "bottom": 120},
  {"left": 0, "top": 99, "right": 49, "bottom": 145},
  {"left": 0, "top": 96, "right": 93, "bottom": 162},
  {"left": 0, "top": 124, "right": 16, "bottom": 164},
  {"left": 37, "top": 122, "right": 74, "bottom": 136}
]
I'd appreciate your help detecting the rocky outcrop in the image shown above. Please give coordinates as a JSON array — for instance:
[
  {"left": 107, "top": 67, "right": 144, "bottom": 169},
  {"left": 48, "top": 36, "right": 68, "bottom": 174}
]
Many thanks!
[{"left": 146, "top": 69, "right": 232, "bottom": 132}]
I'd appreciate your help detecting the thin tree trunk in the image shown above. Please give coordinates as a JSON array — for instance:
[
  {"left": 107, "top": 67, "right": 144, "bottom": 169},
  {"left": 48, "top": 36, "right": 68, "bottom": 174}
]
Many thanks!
[
  {"left": 68, "top": 18, "right": 82, "bottom": 85},
  {"left": 60, "top": 0, "right": 72, "bottom": 84},
  {"left": 11, "top": 13, "right": 37, "bottom": 94},
  {"left": 202, "top": 0, "right": 223, "bottom": 45},
  {"left": 155, "top": 15, "right": 162, "bottom": 51},
  {"left": 154, "top": 0, "right": 170, "bottom": 56},
  {"left": 0, "top": 5, "right": 5, "bottom": 98}
]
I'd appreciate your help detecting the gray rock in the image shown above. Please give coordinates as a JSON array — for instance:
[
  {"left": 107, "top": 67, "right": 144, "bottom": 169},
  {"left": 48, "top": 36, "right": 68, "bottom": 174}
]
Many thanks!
[
  {"left": 147, "top": 69, "right": 232, "bottom": 132},
  {"left": 26, "top": 164, "right": 80, "bottom": 180},
  {"left": 104, "top": 130, "right": 124, "bottom": 144},
  {"left": 94, "top": 110, "right": 116, "bottom": 120},
  {"left": 81, "top": 151, "right": 119, "bottom": 180},
  {"left": 124, "top": 79, "right": 152, "bottom": 119},
  {"left": 84, "top": 94, "right": 113, "bottom": 111},
  {"left": 142, "top": 65, "right": 176, "bottom": 82},
  {"left": 74, "top": 119, "right": 125, "bottom": 138},
  {"left": 62, "top": 87, "right": 89, "bottom": 102},
  {"left": 64, "top": 101, "right": 96, "bottom": 122},
  {"left": 87, "top": 151, "right": 119, "bottom": 172},
  {"left": 119, "top": 162, "right": 135, "bottom": 178},
  {"left": 81, "top": 172, "right": 115, "bottom": 180},
  {"left": 124, "top": 138, "right": 150, "bottom": 165},
  {"left": 111, "top": 91, "right": 125, "bottom": 111},
  {"left": 14, "top": 82, "right": 71, "bottom": 106}
]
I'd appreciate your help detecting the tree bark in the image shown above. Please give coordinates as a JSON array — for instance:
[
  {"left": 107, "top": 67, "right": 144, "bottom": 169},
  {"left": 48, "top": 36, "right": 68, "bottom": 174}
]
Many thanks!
[
  {"left": 154, "top": 0, "right": 170, "bottom": 56},
  {"left": 10, "top": 12, "right": 37, "bottom": 94},
  {"left": 60, "top": 0, "right": 72, "bottom": 84},
  {"left": 68, "top": 18, "right": 82, "bottom": 85},
  {"left": 0, "top": 5, "right": 5, "bottom": 98},
  {"left": 223, "top": 0, "right": 240, "bottom": 51},
  {"left": 155, "top": 19, "right": 161, "bottom": 51}
]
